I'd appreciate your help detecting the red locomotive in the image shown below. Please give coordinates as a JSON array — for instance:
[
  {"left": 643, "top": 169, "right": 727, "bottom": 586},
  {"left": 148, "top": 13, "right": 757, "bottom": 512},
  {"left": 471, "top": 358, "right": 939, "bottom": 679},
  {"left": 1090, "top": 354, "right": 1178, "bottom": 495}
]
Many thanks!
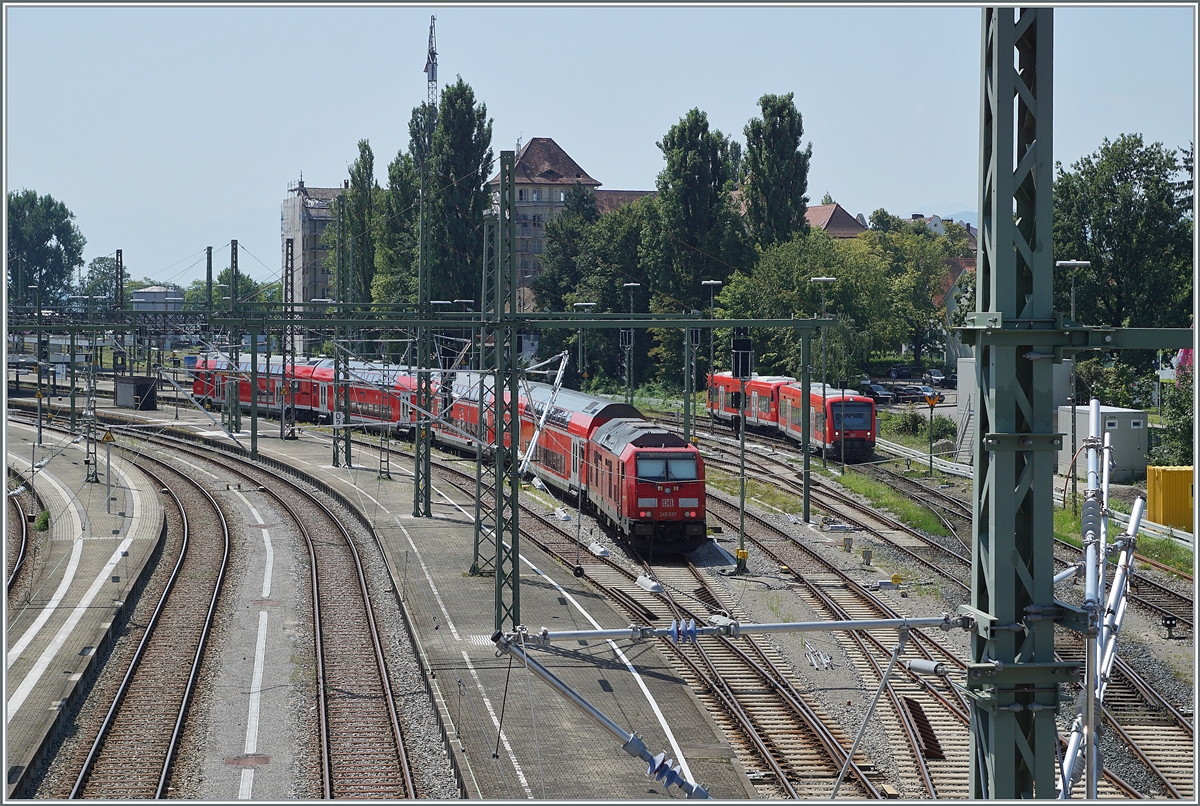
[
  {"left": 191, "top": 356, "right": 709, "bottom": 553},
  {"left": 707, "top": 372, "right": 876, "bottom": 462}
]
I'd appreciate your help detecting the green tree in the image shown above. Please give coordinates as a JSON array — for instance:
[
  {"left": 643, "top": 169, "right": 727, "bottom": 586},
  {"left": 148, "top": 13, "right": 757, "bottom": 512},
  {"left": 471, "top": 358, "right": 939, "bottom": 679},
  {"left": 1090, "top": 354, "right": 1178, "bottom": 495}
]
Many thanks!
[
  {"left": 868, "top": 208, "right": 903, "bottom": 232},
  {"left": 742, "top": 92, "right": 812, "bottom": 248},
  {"left": 371, "top": 149, "right": 420, "bottom": 305},
  {"left": 1150, "top": 366, "right": 1193, "bottom": 465},
  {"left": 77, "top": 255, "right": 128, "bottom": 305},
  {"left": 427, "top": 77, "right": 494, "bottom": 303},
  {"left": 182, "top": 267, "right": 260, "bottom": 313},
  {"left": 641, "top": 108, "right": 752, "bottom": 383},
  {"left": 344, "top": 139, "right": 379, "bottom": 303},
  {"left": 1053, "top": 134, "right": 1192, "bottom": 336},
  {"left": 7, "top": 189, "right": 86, "bottom": 307},
  {"left": 942, "top": 220, "right": 974, "bottom": 258},
  {"left": 820, "top": 192, "right": 834, "bottom": 205},
  {"left": 887, "top": 230, "right": 949, "bottom": 368}
]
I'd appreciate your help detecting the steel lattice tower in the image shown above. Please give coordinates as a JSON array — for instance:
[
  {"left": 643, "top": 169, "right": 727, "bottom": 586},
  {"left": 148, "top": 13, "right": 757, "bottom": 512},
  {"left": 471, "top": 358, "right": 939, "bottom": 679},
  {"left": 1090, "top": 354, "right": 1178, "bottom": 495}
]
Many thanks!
[
  {"left": 281, "top": 238, "right": 297, "bottom": 439},
  {"left": 413, "top": 14, "right": 438, "bottom": 517},
  {"left": 964, "top": 9, "right": 1064, "bottom": 797}
]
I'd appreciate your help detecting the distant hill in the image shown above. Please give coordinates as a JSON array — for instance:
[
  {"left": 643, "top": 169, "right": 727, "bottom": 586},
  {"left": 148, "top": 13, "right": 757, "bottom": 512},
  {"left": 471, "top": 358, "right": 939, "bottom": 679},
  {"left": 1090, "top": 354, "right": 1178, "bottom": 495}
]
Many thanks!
[{"left": 946, "top": 210, "right": 977, "bottom": 228}]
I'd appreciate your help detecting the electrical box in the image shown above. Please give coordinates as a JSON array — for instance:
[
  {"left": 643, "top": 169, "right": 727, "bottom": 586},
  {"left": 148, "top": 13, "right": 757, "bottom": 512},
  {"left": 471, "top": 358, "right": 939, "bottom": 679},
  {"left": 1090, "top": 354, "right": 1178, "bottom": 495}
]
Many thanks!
[{"left": 1146, "top": 466, "right": 1194, "bottom": 531}]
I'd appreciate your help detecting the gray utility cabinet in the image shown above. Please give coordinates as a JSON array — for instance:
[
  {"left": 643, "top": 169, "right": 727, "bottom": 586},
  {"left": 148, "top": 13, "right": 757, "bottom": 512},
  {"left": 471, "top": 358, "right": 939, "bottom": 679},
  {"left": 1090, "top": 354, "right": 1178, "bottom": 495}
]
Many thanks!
[{"left": 1057, "top": 405, "right": 1149, "bottom": 483}]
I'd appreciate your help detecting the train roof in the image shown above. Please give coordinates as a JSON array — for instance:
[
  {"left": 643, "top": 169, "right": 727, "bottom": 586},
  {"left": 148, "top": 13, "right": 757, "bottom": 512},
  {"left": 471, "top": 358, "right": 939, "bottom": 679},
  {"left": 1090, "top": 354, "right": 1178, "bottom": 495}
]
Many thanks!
[
  {"left": 591, "top": 419, "right": 692, "bottom": 454},
  {"left": 711, "top": 372, "right": 795, "bottom": 384}
]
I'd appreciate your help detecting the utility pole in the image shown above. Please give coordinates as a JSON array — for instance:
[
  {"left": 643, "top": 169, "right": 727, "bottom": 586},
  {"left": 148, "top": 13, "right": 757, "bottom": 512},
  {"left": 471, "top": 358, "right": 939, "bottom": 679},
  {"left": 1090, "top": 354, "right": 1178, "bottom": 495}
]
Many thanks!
[
  {"left": 811, "top": 277, "right": 835, "bottom": 469},
  {"left": 623, "top": 282, "right": 640, "bottom": 405},
  {"left": 228, "top": 240, "right": 241, "bottom": 435},
  {"left": 731, "top": 327, "right": 752, "bottom": 574},
  {"left": 115, "top": 250, "right": 124, "bottom": 376},
  {"left": 282, "top": 238, "right": 297, "bottom": 439},
  {"left": 702, "top": 279, "right": 723, "bottom": 433},
  {"left": 414, "top": 13, "right": 438, "bottom": 517}
]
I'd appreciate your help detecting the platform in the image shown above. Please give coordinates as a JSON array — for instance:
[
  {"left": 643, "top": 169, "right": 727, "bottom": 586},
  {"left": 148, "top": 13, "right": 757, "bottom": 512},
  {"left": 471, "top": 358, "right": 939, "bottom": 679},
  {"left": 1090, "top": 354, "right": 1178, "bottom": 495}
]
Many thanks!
[{"left": 5, "top": 419, "right": 164, "bottom": 798}]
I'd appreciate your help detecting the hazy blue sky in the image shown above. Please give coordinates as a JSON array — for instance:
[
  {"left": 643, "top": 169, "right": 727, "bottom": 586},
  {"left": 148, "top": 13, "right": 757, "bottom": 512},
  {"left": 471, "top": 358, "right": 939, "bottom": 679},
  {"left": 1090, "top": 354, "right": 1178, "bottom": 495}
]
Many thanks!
[{"left": 5, "top": 3, "right": 1195, "bottom": 291}]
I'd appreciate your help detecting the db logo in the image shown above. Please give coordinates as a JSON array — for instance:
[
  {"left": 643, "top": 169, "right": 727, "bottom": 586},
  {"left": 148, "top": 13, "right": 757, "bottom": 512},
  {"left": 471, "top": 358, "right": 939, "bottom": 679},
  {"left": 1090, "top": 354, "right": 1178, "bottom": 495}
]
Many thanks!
[{"left": 663, "top": 498, "right": 675, "bottom": 507}]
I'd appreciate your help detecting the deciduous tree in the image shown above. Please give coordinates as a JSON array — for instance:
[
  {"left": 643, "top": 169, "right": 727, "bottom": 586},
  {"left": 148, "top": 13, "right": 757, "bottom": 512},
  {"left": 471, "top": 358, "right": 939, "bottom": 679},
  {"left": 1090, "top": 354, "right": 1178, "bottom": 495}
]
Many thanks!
[
  {"left": 7, "top": 189, "right": 86, "bottom": 307},
  {"left": 1053, "top": 134, "right": 1193, "bottom": 335}
]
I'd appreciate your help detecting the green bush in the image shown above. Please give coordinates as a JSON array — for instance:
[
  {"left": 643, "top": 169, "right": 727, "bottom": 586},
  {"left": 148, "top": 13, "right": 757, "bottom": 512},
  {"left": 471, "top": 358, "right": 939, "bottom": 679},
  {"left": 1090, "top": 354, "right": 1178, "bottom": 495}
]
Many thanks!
[
  {"left": 34, "top": 509, "right": 49, "bottom": 531},
  {"left": 930, "top": 415, "right": 957, "bottom": 442}
]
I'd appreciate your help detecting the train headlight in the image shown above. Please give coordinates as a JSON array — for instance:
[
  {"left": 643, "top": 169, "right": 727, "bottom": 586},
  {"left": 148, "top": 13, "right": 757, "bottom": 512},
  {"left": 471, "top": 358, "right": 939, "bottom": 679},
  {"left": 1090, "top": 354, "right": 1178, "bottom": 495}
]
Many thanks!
[{"left": 639, "top": 511, "right": 647, "bottom": 517}]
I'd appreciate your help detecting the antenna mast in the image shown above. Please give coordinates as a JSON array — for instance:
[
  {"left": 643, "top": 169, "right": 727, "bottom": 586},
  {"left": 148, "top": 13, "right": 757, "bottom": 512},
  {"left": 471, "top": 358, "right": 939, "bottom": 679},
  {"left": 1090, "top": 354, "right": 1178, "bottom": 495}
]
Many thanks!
[
  {"left": 425, "top": 15, "right": 438, "bottom": 124},
  {"left": 414, "top": 14, "right": 438, "bottom": 516}
]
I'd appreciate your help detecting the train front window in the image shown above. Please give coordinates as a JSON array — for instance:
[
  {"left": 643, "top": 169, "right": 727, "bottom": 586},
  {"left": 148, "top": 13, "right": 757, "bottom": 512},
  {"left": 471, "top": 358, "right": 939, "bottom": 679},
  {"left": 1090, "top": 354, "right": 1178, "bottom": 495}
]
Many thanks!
[
  {"left": 636, "top": 454, "right": 697, "bottom": 482},
  {"left": 636, "top": 457, "right": 667, "bottom": 482},
  {"left": 667, "top": 457, "right": 698, "bottom": 480},
  {"left": 831, "top": 402, "right": 872, "bottom": 430}
]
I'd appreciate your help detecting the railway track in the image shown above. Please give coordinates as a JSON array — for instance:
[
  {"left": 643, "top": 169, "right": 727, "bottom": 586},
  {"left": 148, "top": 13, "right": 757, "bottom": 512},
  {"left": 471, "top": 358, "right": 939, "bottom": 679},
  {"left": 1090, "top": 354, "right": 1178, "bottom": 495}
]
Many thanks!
[
  {"left": 1056, "top": 632, "right": 1195, "bottom": 799},
  {"left": 703, "top": 494, "right": 1141, "bottom": 799},
  {"left": 69, "top": 459, "right": 229, "bottom": 798},
  {"left": 429, "top": 464, "right": 878, "bottom": 799},
  {"left": 6, "top": 470, "right": 31, "bottom": 595},
  {"left": 133, "top": 432, "right": 416, "bottom": 799},
  {"left": 6, "top": 412, "right": 419, "bottom": 798}
]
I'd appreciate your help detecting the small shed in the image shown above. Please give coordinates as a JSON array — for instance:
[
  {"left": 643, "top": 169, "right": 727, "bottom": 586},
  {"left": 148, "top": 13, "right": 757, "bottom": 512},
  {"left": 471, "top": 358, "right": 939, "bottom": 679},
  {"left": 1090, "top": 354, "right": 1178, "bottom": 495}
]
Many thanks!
[
  {"left": 115, "top": 376, "right": 158, "bottom": 411},
  {"left": 1057, "top": 405, "right": 1148, "bottom": 483}
]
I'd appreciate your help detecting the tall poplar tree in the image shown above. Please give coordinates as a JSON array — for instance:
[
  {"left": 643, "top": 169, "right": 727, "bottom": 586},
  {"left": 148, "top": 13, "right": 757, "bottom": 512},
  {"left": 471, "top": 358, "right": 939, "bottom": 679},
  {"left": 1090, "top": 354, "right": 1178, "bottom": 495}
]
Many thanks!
[
  {"left": 743, "top": 93, "right": 812, "bottom": 248},
  {"left": 344, "top": 139, "right": 379, "bottom": 304},
  {"left": 427, "top": 77, "right": 493, "bottom": 303}
]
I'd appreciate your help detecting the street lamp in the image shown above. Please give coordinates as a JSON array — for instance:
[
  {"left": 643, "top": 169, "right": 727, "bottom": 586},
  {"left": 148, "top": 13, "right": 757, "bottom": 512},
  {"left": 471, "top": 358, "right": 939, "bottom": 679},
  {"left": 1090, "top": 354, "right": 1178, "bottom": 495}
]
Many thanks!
[
  {"left": 702, "top": 279, "right": 723, "bottom": 432},
  {"left": 623, "top": 282, "right": 641, "bottom": 405},
  {"left": 811, "top": 277, "right": 836, "bottom": 469},
  {"left": 1056, "top": 260, "right": 1090, "bottom": 512},
  {"left": 573, "top": 302, "right": 597, "bottom": 380}
]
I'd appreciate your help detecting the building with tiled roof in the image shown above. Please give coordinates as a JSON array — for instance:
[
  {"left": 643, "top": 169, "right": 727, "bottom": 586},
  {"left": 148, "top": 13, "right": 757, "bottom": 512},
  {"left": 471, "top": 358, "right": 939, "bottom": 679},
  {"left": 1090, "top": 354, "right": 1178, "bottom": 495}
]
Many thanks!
[
  {"left": 485, "top": 138, "right": 649, "bottom": 295},
  {"left": 804, "top": 203, "right": 868, "bottom": 238}
]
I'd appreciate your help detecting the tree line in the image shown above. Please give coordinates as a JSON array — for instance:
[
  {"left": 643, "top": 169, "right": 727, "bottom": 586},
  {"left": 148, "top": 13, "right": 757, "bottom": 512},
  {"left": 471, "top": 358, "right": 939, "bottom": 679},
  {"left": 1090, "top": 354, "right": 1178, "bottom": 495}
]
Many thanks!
[{"left": 8, "top": 80, "right": 1192, "bottom": 459}]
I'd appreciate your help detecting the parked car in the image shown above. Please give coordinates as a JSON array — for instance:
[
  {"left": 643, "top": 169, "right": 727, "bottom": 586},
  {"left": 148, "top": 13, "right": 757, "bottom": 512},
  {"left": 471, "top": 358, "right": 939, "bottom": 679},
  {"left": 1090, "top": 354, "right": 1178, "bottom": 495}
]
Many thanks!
[
  {"left": 944, "top": 373, "right": 957, "bottom": 390},
  {"left": 894, "top": 384, "right": 925, "bottom": 403},
  {"left": 860, "top": 384, "right": 896, "bottom": 405},
  {"left": 923, "top": 369, "right": 946, "bottom": 386},
  {"left": 917, "top": 385, "right": 945, "bottom": 404},
  {"left": 887, "top": 364, "right": 913, "bottom": 379}
]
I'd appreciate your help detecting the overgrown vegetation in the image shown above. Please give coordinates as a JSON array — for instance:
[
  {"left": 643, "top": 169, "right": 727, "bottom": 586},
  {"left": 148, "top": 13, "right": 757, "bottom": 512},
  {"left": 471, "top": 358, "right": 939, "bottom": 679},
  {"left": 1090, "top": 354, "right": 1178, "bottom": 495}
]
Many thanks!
[
  {"left": 33, "top": 509, "right": 49, "bottom": 531},
  {"left": 834, "top": 469, "right": 950, "bottom": 538}
]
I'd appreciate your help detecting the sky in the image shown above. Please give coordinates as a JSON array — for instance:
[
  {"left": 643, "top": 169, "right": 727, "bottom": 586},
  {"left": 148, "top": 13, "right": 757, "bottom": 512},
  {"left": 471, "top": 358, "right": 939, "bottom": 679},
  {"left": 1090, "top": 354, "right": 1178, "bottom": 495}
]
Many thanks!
[{"left": 5, "top": 2, "right": 1196, "bottom": 292}]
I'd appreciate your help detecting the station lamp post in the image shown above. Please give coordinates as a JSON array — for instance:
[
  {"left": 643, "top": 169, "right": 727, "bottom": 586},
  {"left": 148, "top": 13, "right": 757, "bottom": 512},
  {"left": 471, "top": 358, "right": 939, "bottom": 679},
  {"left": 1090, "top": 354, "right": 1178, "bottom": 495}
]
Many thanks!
[
  {"left": 573, "top": 302, "right": 597, "bottom": 380},
  {"left": 810, "top": 277, "right": 836, "bottom": 469},
  {"left": 623, "top": 282, "right": 641, "bottom": 405},
  {"left": 1056, "top": 260, "right": 1090, "bottom": 513}
]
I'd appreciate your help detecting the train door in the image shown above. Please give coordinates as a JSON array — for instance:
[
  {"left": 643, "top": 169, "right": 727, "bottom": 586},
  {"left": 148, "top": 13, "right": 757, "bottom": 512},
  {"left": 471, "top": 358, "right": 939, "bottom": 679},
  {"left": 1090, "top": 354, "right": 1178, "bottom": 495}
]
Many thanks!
[
  {"left": 719, "top": 387, "right": 726, "bottom": 416},
  {"left": 572, "top": 438, "right": 580, "bottom": 486},
  {"left": 750, "top": 391, "right": 759, "bottom": 423},
  {"left": 319, "top": 383, "right": 328, "bottom": 412}
]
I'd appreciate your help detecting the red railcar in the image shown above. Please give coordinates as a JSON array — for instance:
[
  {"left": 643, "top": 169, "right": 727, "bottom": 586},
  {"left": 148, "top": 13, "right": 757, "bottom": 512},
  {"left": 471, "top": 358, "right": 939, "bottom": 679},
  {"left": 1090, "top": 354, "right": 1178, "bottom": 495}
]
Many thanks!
[
  {"left": 705, "top": 372, "right": 794, "bottom": 431},
  {"left": 193, "top": 357, "right": 710, "bottom": 553},
  {"left": 705, "top": 372, "right": 876, "bottom": 462},
  {"left": 777, "top": 382, "right": 876, "bottom": 462}
]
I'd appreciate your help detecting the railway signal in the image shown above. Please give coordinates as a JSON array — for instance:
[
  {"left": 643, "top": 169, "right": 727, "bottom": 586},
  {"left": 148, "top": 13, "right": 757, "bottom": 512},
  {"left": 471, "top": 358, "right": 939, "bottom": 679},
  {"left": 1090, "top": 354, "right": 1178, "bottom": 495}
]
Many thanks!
[{"left": 925, "top": 394, "right": 938, "bottom": 476}]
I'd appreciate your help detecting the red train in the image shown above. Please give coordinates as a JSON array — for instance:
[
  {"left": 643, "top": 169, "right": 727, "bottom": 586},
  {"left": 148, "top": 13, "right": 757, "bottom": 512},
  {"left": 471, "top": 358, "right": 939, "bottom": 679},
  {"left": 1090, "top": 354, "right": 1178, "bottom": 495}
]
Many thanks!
[
  {"left": 191, "top": 355, "right": 708, "bottom": 553},
  {"left": 707, "top": 371, "right": 876, "bottom": 462}
]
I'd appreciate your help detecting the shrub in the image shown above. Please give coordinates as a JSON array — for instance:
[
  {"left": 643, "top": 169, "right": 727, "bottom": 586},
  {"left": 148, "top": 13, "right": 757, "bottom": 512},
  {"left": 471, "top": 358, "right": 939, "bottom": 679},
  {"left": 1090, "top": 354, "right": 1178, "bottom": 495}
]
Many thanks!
[
  {"left": 34, "top": 509, "right": 49, "bottom": 531},
  {"left": 930, "top": 415, "right": 957, "bottom": 442}
]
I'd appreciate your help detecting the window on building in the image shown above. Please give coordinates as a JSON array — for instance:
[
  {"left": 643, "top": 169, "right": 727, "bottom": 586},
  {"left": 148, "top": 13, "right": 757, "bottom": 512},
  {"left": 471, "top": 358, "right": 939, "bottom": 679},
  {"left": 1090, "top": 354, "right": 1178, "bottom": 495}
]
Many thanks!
[
  {"left": 533, "top": 240, "right": 543, "bottom": 254},
  {"left": 1130, "top": 419, "right": 1144, "bottom": 429},
  {"left": 533, "top": 262, "right": 541, "bottom": 273},
  {"left": 532, "top": 189, "right": 541, "bottom": 202},
  {"left": 559, "top": 191, "right": 566, "bottom": 202},
  {"left": 1106, "top": 418, "right": 1119, "bottom": 430},
  {"left": 518, "top": 189, "right": 527, "bottom": 201},
  {"left": 521, "top": 260, "right": 530, "bottom": 270}
]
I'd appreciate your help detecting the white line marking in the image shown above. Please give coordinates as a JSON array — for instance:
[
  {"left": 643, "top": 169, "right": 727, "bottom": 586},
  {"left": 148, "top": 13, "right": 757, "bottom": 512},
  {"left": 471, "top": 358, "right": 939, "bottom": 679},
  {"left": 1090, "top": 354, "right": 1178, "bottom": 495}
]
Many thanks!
[
  {"left": 395, "top": 519, "right": 460, "bottom": 641},
  {"left": 260, "top": 530, "right": 273, "bottom": 599},
  {"left": 7, "top": 537, "right": 136, "bottom": 721},
  {"left": 238, "top": 610, "right": 270, "bottom": 799},
  {"left": 5, "top": 457, "right": 85, "bottom": 669},
  {"left": 516, "top": 552, "right": 696, "bottom": 786},
  {"left": 232, "top": 490, "right": 265, "bottom": 525},
  {"left": 462, "top": 650, "right": 533, "bottom": 799}
]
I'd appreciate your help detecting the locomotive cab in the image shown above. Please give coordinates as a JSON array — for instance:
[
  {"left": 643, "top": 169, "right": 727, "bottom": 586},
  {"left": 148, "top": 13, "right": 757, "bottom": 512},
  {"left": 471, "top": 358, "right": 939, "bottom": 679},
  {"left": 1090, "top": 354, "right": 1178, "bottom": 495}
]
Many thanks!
[{"left": 588, "top": 420, "right": 707, "bottom": 554}]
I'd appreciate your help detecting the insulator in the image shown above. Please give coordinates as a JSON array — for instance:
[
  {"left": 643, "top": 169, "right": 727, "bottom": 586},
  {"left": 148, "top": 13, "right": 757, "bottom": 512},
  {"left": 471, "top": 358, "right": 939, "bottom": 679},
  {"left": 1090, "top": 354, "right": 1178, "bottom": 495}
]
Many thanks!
[{"left": 1080, "top": 498, "right": 1102, "bottom": 541}]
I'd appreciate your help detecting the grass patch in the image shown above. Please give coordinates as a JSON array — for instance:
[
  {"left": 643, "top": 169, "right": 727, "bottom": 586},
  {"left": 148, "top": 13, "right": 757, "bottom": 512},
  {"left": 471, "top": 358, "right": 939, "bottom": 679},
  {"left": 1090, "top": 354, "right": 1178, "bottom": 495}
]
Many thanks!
[
  {"left": 1054, "top": 502, "right": 1193, "bottom": 577},
  {"left": 33, "top": 509, "right": 49, "bottom": 531},
  {"left": 834, "top": 469, "right": 950, "bottom": 537},
  {"left": 706, "top": 468, "right": 802, "bottom": 515}
]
